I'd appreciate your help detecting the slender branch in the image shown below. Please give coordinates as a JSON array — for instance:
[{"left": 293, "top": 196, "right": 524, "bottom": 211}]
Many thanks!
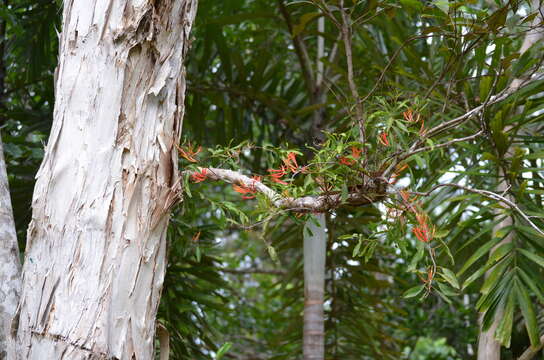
[
  {"left": 220, "top": 268, "right": 286, "bottom": 276},
  {"left": 339, "top": 0, "right": 366, "bottom": 145},
  {"left": 277, "top": 0, "right": 316, "bottom": 95},
  {"left": 181, "top": 167, "right": 386, "bottom": 213},
  {"left": 398, "top": 130, "right": 484, "bottom": 162},
  {"left": 382, "top": 74, "right": 544, "bottom": 178},
  {"left": 409, "top": 183, "right": 544, "bottom": 237}
]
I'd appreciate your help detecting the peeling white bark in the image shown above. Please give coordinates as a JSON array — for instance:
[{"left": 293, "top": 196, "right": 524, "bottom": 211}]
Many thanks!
[
  {"left": 14, "top": 1, "right": 197, "bottom": 359},
  {"left": 0, "top": 134, "right": 21, "bottom": 360},
  {"left": 303, "top": 214, "right": 326, "bottom": 360}
]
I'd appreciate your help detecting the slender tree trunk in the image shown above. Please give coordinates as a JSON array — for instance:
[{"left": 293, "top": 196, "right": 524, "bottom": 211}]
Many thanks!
[
  {"left": 477, "top": 2, "right": 543, "bottom": 358},
  {"left": 13, "top": 1, "right": 197, "bottom": 358},
  {"left": 0, "top": 1, "right": 22, "bottom": 356},
  {"left": 303, "top": 214, "right": 326, "bottom": 360},
  {"left": 0, "top": 134, "right": 21, "bottom": 360}
]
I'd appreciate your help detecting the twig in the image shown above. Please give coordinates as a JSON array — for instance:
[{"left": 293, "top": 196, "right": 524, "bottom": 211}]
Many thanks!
[
  {"left": 220, "top": 268, "right": 287, "bottom": 276},
  {"left": 398, "top": 130, "right": 484, "bottom": 162},
  {"left": 277, "top": 0, "right": 316, "bottom": 96},
  {"left": 409, "top": 183, "right": 544, "bottom": 237},
  {"left": 339, "top": 0, "right": 366, "bottom": 146}
]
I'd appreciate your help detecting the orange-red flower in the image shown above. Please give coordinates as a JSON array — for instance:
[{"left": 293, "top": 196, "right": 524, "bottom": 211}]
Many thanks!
[
  {"left": 339, "top": 156, "right": 355, "bottom": 166},
  {"left": 403, "top": 108, "right": 414, "bottom": 122},
  {"left": 268, "top": 166, "right": 288, "bottom": 185},
  {"left": 351, "top": 146, "right": 362, "bottom": 159},
  {"left": 413, "top": 225, "right": 430, "bottom": 243},
  {"left": 419, "top": 118, "right": 427, "bottom": 136},
  {"left": 399, "top": 190, "right": 410, "bottom": 203},
  {"left": 177, "top": 142, "right": 202, "bottom": 163},
  {"left": 232, "top": 176, "right": 261, "bottom": 199},
  {"left": 413, "top": 212, "right": 432, "bottom": 243},
  {"left": 233, "top": 183, "right": 257, "bottom": 199},
  {"left": 378, "top": 132, "right": 389, "bottom": 146},
  {"left": 192, "top": 231, "right": 201, "bottom": 242},
  {"left": 339, "top": 146, "right": 363, "bottom": 166},
  {"left": 191, "top": 168, "right": 208, "bottom": 183},
  {"left": 283, "top": 152, "right": 299, "bottom": 173},
  {"left": 389, "top": 163, "right": 409, "bottom": 184}
]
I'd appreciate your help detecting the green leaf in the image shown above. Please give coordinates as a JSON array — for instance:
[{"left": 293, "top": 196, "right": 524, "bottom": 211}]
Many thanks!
[
  {"left": 519, "top": 249, "right": 544, "bottom": 269},
  {"left": 403, "top": 284, "right": 425, "bottom": 298},
  {"left": 516, "top": 282, "right": 540, "bottom": 347},
  {"left": 481, "top": 257, "right": 511, "bottom": 295},
  {"left": 216, "top": 342, "right": 232, "bottom": 360},
  {"left": 353, "top": 239, "right": 362, "bottom": 258},
  {"left": 292, "top": 12, "right": 321, "bottom": 37},
  {"left": 495, "top": 290, "right": 515, "bottom": 347},
  {"left": 458, "top": 236, "right": 502, "bottom": 276},
  {"left": 432, "top": 0, "right": 449, "bottom": 13},
  {"left": 440, "top": 268, "right": 460, "bottom": 289}
]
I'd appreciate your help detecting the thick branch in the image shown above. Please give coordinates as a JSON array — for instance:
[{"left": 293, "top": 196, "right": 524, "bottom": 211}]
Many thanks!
[{"left": 182, "top": 167, "right": 386, "bottom": 212}]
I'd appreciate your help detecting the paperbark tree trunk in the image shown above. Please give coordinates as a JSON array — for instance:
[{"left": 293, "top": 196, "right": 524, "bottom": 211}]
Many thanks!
[
  {"left": 0, "top": 134, "right": 21, "bottom": 360},
  {"left": 13, "top": 0, "right": 197, "bottom": 359},
  {"left": 477, "top": 2, "right": 543, "bottom": 358},
  {"left": 303, "top": 214, "right": 326, "bottom": 360}
]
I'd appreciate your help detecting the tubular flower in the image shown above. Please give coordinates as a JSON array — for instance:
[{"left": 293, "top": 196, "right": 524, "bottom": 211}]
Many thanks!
[
  {"left": 403, "top": 108, "right": 422, "bottom": 123},
  {"left": 191, "top": 168, "right": 208, "bottom": 183},
  {"left": 413, "top": 212, "right": 432, "bottom": 243},
  {"left": 390, "top": 163, "right": 409, "bottom": 184},
  {"left": 192, "top": 231, "right": 201, "bottom": 242},
  {"left": 233, "top": 176, "right": 261, "bottom": 199},
  {"left": 399, "top": 189, "right": 411, "bottom": 203},
  {"left": 339, "top": 146, "right": 362, "bottom": 166},
  {"left": 177, "top": 142, "right": 202, "bottom": 163},
  {"left": 283, "top": 152, "right": 299, "bottom": 173},
  {"left": 378, "top": 131, "right": 389, "bottom": 146},
  {"left": 268, "top": 166, "right": 288, "bottom": 185},
  {"left": 419, "top": 119, "right": 427, "bottom": 136},
  {"left": 339, "top": 156, "right": 355, "bottom": 166},
  {"left": 351, "top": 146, "right": 362, "bottom": 159},
  {"left": 233, "top": 184, "right": 257, "bottom": 199},
  {"left": 413, "top": 225, "right": 430, "bottom": 243}
]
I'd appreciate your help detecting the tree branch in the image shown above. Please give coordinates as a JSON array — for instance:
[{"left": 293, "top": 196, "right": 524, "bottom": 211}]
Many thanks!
[
  {"left": 181, "top": 167, "right": 386, "bottom": 213},
  {"left": 277, "top": 0, "right": 316, "bottom": 95},
  {"left": 339, "top": 0, "right": 366, "bottom": 146},
  {"left": 220, "top": 268, "right": 287, "bottom": 276},
  {"left": 409, "top": 183, "right": 544, "bottom": 237}
]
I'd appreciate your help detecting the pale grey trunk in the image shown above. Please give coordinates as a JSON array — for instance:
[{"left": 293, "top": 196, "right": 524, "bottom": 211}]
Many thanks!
[
  {"left": 0, "top": 134, "right": 21, "bottom": 359},
  {"left": 303, "top": 214, "right": 326, "bottom": 360},
  {"left": 477, "top": 2, "right": 543, "bottom": 358},
  {"left": 14, "top": 0, "right": 197, "bottom": 359}
]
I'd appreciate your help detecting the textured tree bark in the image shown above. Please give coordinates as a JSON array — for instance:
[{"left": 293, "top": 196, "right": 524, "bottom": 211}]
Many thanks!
[
  {"left": 0, "top": 134, "right": 21, "bottom": 360},
  {"left": 13, "top": 0, "right": 197, "bottom": 359},
  {"left": 303, "top": 214, "right": 326, "bottom": 360},
  {"left": 477, "top": 2, "right": 543, "bottom": 358}
]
